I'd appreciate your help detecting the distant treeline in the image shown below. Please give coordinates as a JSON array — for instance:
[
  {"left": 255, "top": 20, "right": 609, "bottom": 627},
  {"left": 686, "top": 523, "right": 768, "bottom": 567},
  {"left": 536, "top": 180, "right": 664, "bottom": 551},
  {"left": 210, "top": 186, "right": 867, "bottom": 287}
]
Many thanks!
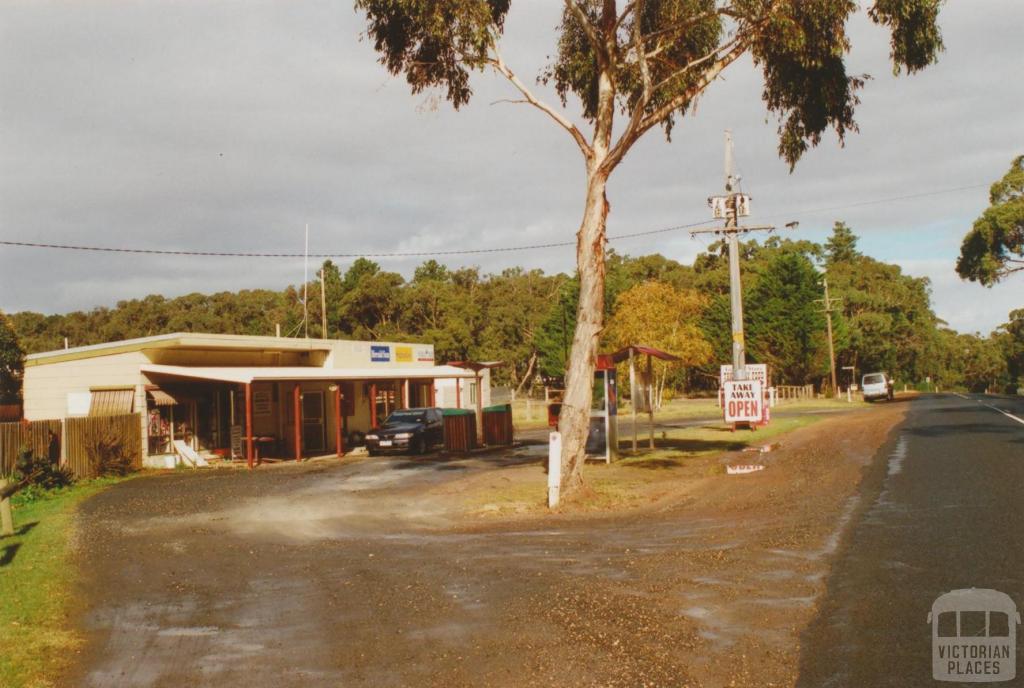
[{"left": 3, "top": 222, "right": 1022, "bottom": 400}]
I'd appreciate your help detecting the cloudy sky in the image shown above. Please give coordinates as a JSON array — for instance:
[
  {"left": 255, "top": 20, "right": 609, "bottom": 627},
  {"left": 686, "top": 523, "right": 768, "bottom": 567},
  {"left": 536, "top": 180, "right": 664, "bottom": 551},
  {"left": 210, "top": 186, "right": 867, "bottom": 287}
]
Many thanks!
[{"left": 1, "top": 1, "right": 1021, "bottom": 334}]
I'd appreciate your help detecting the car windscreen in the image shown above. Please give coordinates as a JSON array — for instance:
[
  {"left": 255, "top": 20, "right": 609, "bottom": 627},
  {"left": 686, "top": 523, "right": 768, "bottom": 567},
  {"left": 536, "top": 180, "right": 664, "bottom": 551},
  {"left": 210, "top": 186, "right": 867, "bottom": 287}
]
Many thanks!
[
  {"left": 863, "top": 374, "right": 885, "bottom": 385},
  {"left": 384, "top": 411, "right": 426, "bottom": 424}
]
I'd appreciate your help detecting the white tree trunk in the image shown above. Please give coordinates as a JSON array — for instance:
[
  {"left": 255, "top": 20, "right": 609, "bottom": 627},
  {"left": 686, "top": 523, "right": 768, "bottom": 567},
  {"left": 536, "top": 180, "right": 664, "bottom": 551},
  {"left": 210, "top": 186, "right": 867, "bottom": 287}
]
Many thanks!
[{"left": 557, "top": 169, "right": 609, "bottom": 494}]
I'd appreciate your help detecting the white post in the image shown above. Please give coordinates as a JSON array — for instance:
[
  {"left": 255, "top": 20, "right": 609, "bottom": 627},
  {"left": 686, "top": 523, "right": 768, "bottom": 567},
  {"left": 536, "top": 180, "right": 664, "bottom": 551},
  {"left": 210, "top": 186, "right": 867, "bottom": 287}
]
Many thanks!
[
  {"left": 847, "top": 386, "right": 852, "bottom": 403},
  {"left": 548, "top": 431, "right": 562, "bottom": 509}
]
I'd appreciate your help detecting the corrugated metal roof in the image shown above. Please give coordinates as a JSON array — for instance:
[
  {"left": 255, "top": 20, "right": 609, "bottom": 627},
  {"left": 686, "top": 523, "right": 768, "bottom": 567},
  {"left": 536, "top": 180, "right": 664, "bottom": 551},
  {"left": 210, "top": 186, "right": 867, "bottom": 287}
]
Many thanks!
[
  {"left": 89, "top": 388, "right": 135, "bottom": 416},
  {"left": 25, "top": 332, "right": 431, "bottom": 367},
  {"left": 140, "top": 364, "right": 477, "bottom": 385}
]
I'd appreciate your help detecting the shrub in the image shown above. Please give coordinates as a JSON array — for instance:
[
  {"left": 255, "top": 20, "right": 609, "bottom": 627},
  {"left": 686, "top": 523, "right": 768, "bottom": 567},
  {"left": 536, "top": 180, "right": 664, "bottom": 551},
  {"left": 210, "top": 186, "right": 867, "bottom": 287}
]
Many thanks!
[
  {"left": 85, "top": 426, "right": 135, "bottom": 477},
  {"left": 13, "top": 445, "right": 74, "bottom": 491}
]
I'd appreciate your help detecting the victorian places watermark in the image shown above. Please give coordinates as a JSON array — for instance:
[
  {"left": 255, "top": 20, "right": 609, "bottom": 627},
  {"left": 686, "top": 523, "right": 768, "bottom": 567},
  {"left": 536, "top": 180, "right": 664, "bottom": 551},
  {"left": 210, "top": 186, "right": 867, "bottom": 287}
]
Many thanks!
[{"left": 929, "top": 589, "right": 1020, "bottom": 683}]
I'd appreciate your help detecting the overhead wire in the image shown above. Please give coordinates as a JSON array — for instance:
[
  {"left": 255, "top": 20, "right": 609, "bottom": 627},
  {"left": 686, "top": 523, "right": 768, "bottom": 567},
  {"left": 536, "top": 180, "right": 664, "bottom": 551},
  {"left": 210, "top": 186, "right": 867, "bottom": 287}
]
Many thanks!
[{"left": 0, "top": 182, "right": 989, "bottom": 260}]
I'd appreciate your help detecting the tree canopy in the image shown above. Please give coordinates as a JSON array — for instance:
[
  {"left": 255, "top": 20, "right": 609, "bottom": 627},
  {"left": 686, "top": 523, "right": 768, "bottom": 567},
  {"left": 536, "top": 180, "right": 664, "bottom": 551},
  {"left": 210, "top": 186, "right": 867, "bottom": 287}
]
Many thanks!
[
  {"left": 8, "top": 230, "right": 1022, "bottom": 398},
  {"left": 957, "top": 155, "right": 1024, "bottom": 285},
  {"left": 0, "top": 311, "right": 24, "bottom": 404}
]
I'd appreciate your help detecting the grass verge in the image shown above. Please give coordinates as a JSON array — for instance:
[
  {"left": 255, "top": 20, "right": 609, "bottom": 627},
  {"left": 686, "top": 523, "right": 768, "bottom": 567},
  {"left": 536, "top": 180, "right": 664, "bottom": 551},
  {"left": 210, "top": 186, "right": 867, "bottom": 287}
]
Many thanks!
[
  {"left": 0, "top": 479, "right": 124, "bottom": 688},
  {"left": 513, "top": 396, "right": 867, "bottom": 429},
  {"left": 462, "top": 415, "right": 824, "bottom": 517}
]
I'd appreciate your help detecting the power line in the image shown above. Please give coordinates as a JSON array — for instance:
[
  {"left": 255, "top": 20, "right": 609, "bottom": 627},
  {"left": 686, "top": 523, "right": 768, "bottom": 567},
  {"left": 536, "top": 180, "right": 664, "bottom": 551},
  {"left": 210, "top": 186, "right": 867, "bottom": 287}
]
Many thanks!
[
  {"left": 0, "top": 182, "right": 989, "bottom": 260},
  {"left": 0, "top": 219, "right": 714, "bottom": 259}
]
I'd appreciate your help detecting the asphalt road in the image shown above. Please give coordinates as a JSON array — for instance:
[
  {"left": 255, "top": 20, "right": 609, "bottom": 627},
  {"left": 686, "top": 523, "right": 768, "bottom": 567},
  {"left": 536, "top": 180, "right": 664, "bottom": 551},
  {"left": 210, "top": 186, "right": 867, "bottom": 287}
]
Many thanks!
[{"left": 797, "top": 393, "right": 1024, "bottom": 687}]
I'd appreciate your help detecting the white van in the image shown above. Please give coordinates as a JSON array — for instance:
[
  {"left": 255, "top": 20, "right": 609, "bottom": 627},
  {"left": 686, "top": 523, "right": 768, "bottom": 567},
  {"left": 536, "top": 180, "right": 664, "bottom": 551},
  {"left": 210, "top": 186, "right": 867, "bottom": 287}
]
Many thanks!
[{"left": 862, "top": 372, "right": 894, "bottom": 402}]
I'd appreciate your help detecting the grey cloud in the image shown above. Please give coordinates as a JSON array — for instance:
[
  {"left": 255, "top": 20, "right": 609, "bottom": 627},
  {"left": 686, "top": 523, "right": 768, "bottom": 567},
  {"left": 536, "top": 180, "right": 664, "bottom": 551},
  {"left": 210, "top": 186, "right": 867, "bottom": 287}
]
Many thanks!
[{"left": 0, "top": 0, "right": 1021, "bottom": 332}]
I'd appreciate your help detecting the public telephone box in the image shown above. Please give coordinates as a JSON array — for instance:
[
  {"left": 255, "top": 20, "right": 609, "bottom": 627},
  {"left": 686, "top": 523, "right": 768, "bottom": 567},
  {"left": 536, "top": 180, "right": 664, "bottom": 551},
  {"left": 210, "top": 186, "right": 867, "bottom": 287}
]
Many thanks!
[{"left": 587, "top": 355, "right": 619, "bottom": 462}]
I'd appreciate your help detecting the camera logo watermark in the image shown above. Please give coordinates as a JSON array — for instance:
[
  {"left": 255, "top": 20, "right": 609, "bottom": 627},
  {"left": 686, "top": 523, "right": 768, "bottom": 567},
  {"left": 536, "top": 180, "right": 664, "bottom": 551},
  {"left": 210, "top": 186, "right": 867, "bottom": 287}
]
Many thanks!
[{"left": 929, "top": 589, "right": 1020, "bottom": 683}]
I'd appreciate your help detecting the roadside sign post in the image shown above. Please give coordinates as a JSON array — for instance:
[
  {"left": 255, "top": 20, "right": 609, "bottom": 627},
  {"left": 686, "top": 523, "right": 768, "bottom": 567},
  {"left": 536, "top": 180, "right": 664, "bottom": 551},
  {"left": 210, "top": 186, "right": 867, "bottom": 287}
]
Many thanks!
[
  {"left": 548, "top": 431, "right": 561, "bottom": 509},
  {"left": 721, "top": 364, "right": 771, "bottom": 428},
  {"left": 723, "top": 380, "right": 764, "bottom": 426}
]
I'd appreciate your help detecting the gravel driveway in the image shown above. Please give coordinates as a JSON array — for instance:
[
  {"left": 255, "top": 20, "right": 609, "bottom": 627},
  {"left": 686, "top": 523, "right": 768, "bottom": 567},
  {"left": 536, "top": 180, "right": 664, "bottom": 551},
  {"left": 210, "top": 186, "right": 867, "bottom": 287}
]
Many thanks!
[{"left": 66, "top": 403, "right": 907, "bottom": 688}]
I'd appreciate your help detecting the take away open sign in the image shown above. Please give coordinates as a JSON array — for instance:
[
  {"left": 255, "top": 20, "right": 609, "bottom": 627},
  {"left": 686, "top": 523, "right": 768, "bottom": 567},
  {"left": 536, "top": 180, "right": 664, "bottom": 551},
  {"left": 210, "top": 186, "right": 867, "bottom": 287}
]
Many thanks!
[{"left": 723, "top": 380, "right": 763, "bottom": 423}]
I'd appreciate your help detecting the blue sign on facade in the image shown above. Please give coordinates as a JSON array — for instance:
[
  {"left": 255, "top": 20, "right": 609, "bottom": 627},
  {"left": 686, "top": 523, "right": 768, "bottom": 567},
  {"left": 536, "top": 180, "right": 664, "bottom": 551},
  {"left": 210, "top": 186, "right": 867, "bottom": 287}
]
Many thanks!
[{"left": 370, "top": 345, "right": 391, "bottom": 363}]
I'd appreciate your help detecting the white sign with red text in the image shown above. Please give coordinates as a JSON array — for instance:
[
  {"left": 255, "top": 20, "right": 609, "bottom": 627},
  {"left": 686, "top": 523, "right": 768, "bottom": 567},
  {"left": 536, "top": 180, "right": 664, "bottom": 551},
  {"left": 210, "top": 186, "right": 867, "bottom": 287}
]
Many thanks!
[
  {"left": 720, "top": 364, "right": 769, "bottom": 386},
  {"left": 723, "top": 380, "right": 764, "bottom": 423}
]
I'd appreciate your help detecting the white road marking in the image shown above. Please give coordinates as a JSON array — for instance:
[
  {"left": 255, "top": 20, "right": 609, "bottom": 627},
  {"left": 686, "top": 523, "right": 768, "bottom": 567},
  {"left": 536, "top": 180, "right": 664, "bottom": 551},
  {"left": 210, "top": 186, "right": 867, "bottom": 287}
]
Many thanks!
[
  {"left": 954, "top": 393, "right": 970, "bottom": 400},
  {"left": 983, "top": 403, "right": 1024, "bottom": 427}
]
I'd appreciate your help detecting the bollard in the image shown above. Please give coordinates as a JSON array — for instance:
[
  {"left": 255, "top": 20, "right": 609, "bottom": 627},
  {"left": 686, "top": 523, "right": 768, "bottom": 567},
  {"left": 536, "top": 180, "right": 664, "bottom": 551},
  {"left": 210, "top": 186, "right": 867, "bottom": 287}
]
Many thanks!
[
  {"left": 548, "top": 431, "right": 561, "bottom": 509},
  {"left": 0, "top": 480, "right": 13, "bottom": 537}
]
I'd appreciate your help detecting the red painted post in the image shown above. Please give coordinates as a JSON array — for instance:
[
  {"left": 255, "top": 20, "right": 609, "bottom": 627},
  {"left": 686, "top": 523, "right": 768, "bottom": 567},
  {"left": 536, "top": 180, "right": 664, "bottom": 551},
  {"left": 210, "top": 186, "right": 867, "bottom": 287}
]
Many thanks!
[
  {"left": 428, "top": 379, "right": 436, "bottom": 407},
  {"left": 293, "top": 384, "right": 302, "bottom": 462},
  {"left": 245, "top": 383, "right": 254, "bottom": 469},
  {"left": 369, "top": 383, "right": 378, "bottom": 427},
  {"left": 335, "top": 384, "right": 344, "bottom": 458},
  {"left": 455, "top": 379, "right": 461, "bottom": 409}
]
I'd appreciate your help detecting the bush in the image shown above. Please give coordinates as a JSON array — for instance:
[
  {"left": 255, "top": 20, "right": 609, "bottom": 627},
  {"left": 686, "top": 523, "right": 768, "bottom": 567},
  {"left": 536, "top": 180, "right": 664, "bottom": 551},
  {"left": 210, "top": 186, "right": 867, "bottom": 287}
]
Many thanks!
[
  {"left": 13, "top": 445, "right": 74, "bottom": 491},
  {"left": 85, "top": 426, "right": 135, "bottom": 477}
]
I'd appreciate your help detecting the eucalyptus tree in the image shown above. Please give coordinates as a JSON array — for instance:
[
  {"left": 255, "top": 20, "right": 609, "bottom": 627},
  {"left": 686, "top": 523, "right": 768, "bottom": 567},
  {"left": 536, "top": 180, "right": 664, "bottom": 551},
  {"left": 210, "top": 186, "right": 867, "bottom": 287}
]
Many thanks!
[
  {"left": 957, "top": 155, "right": 1024, "bottom": 285},
  {"left": 355, "top": 0, "right": 942, "bottom": 494}
]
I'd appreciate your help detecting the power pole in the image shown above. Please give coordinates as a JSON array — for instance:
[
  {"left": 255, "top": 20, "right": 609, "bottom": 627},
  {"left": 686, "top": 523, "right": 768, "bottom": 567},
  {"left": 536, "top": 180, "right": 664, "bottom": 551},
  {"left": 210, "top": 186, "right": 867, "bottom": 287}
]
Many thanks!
[
  {"left": 692, "top": 131, "right": 787, "bottom": 381},
  {"left": 816, "top": 278, "right": 841, "bottom": 397},
  {"left": 320, "top": 268, "right": 328, "bottom": 338}
]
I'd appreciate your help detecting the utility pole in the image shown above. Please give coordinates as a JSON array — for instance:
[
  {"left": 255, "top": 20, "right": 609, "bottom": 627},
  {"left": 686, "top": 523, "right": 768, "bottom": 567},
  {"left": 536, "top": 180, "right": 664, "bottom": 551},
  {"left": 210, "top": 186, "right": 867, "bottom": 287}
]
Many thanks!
[
  {"left": 816, "top": 278, "right": 841, "bottom": 397},
  {"left": 692, "top": 131, "right": 788, "bottom": 382},
  {"left": 303, "top": 223, "right": 309, "bottom": 339},
  {"left": 319, "top": 268, "right": 328, "bottom": 338}
]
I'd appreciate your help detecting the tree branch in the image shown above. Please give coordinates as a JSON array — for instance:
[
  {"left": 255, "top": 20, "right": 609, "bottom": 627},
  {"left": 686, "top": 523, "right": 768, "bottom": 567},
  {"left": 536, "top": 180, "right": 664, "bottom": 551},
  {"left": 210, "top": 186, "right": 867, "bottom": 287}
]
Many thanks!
[
  {"left": 488, "top": 47, "right": 593, "bottom": 161},
  {"left": 633, "top": 0, "right": 652, "bottom": 106},
  {"left": 648, "top": 33, "right": 742, "bottom": 94},
  {"left": 640, "top": 7, "right": 726, "bottom": 46},
  {"left": 564, "top": 0, "right": 607, "bottom": 62},
  {"left": 601, "top": 38, "right": 749, "bottom": 175}
]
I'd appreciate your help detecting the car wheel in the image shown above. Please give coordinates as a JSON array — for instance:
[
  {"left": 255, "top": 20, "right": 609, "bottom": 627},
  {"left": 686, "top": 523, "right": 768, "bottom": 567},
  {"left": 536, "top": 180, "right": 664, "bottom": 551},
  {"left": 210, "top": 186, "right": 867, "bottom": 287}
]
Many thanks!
[
  {"left": 367, "top": 449, "right": 378, "bottom": 457},
  {"left": 412, "top": 436, "right": 426, "bottom": 455}
]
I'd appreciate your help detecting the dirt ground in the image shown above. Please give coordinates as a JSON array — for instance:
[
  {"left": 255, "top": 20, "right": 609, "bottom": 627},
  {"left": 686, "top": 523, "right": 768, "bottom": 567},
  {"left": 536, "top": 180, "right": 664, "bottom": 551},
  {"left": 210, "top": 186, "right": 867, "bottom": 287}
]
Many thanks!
[{"left": 65, "top": 401, "right": 909, "bottom": 688}]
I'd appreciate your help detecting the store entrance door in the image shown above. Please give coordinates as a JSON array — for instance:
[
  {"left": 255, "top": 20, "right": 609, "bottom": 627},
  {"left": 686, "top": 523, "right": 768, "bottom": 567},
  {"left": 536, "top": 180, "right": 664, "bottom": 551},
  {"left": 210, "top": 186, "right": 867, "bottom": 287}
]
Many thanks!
[{"left": 302, "top": 391, "right": 326, "bottom": 453}]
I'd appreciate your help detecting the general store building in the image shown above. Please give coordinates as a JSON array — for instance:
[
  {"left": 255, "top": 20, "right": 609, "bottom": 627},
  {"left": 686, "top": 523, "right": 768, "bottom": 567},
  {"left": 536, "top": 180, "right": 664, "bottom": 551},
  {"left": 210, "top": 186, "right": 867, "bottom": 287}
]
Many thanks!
[{"left": 22, "top": 333, "right": 485, "bottom": 467}]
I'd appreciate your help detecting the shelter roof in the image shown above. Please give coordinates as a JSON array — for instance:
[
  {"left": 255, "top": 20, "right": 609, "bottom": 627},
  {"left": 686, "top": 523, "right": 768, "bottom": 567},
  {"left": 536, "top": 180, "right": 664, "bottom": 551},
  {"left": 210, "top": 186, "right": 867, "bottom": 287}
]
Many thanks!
[{"left": 610, "top": 345, "right": 681, "bottom": 364}]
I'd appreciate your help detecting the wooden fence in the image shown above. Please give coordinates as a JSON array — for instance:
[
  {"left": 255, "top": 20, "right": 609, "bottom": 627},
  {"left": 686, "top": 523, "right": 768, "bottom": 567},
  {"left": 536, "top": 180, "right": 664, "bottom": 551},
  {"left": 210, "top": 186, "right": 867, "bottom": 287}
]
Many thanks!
[
  {"left": 0, "top": 420, "right": 61, "bottom": 476},
  {"left": 776, "top": 384, "right": 816, "bottom": 401},
  {"left": 65, "top": 414, "right": 142, "bottom": 479},
  {"left": 0, "top": 414, "right": 142, "bottom": 479}
]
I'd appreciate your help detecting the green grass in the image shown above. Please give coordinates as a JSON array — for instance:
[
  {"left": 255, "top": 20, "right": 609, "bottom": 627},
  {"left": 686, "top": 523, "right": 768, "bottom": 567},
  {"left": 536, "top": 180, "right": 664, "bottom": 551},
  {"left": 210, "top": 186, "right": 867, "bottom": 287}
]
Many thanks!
[
  {"left": 615, "top": 414, "right": 821, "bottom": 468},
  {"left": 512, "top": 395, "right": 867, "bottom": 429},
  {"left": 0, "top": 478, "right": 124, "bottom": 688},
  {"left": 466, "top": 414, "right": 825, "bottom": 515}
]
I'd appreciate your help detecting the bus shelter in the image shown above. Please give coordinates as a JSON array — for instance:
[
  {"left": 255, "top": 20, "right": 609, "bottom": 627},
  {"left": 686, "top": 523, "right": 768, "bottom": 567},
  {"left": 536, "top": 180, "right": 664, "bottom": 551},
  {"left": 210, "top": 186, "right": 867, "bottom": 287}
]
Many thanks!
[{"left": 610, "top": 345, "right": 681, "bottom": 452}]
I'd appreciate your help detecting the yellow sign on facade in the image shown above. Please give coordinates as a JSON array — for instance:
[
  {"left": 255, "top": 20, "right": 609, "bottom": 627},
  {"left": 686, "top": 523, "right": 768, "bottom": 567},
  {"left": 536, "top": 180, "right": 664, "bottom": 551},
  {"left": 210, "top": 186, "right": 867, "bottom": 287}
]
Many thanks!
[{"left": 395, "top": 346, "right": 413, "bottom": 363}]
